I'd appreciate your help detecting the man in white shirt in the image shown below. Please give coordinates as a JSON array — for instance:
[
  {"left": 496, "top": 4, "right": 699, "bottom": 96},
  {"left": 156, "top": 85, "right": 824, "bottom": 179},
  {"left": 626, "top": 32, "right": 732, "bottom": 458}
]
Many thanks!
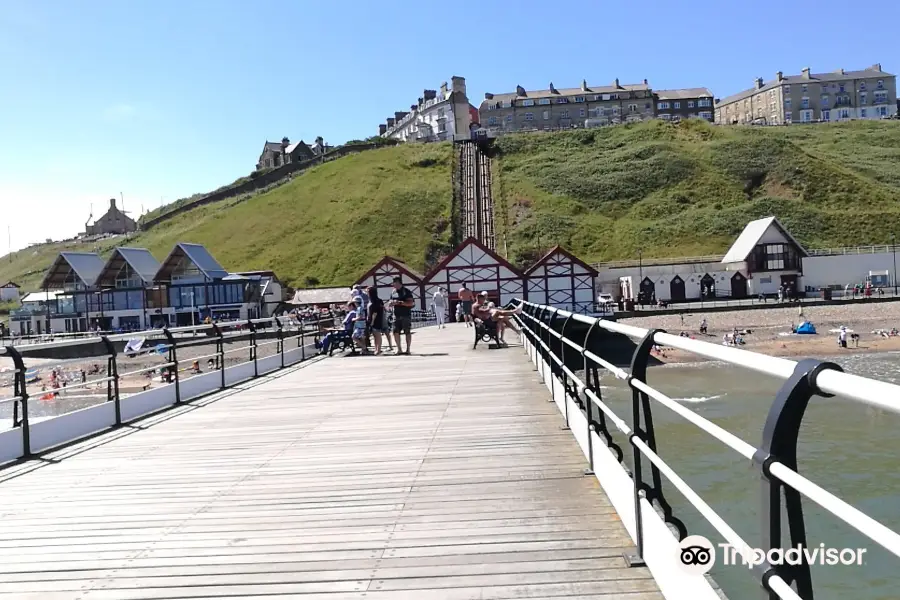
[{"left": 432, "top": 288, "right": 447, "bottom": 328}]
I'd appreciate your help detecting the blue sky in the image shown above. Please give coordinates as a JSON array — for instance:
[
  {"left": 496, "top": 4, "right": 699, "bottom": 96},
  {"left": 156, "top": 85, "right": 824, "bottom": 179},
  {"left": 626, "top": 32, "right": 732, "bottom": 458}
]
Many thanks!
[{"left": 2, "top": 0, "right": 898, "bottom": 252}]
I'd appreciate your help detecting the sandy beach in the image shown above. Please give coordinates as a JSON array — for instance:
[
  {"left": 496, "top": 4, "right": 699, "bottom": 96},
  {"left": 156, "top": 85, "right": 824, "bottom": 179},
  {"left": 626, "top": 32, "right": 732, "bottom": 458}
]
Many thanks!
[{"left": 621, "top": 300, "right": 900, "bottom": 364}]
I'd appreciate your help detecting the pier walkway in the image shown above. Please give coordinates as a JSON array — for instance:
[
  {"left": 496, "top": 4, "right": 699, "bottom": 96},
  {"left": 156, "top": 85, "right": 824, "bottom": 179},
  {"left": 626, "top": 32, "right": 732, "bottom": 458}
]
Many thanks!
[{"left": 0, "top": 326, "right": 660, "bottom": 599}]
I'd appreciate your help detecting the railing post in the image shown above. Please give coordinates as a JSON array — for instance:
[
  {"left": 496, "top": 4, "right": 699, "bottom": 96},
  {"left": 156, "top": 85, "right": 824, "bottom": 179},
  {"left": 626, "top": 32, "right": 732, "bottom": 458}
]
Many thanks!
[
  {"left": 100, "top": 336, "right": 120, "bottom": 426},
  {"left": 545, "top": 309, "right": 559, "bottom": 402},
  {"left": 212, "top": 323, "right": 224, "bottom": 389},
  {"left": 535, "top": 306, "right": 547, "bottom": 377},
  {"left": 300, "top": 317, "right": 306, "bottom": 360},
  {"left": 6, "top": 346, "right": 30, "bottom": 457},
  {"left": 558, "top": 314, "right": 573, "bottom": 431},
  {"left": 274, "top": 316, "right": 284, "bottom": 368},
  {"left": 752, "top": 358, "right": 843, "bottom": 600},
  {"left": 581, "top": 321, "right": 598, "bottom": 476},
  {"left": 248, "top": 320, "right": 258, "bottom": 377},
  {"left": 162, "top": 328, "right": 180, "bottom": 403},
  {"left": 625, "top": 328, "right": 687, "bottom": 567}
]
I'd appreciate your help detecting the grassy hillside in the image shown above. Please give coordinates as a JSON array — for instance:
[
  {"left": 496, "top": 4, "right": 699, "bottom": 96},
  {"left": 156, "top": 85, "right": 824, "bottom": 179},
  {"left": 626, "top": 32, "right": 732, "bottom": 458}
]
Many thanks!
[
  {"left": 3, "top": 119, "right": 900, "bottom": 292},
  {"left": 0, "top": 143, "right": 453, "bottom": 291},
  {"left": 494, "top": 119, "right": 900, "bottom": 265}
]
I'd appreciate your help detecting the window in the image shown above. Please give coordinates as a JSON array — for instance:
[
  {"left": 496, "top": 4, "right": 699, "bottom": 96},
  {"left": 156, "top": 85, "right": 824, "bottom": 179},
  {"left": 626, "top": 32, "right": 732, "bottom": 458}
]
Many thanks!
[
  {"left": 674, "top": 101, "right": 681, "bottom": 109},
  {"left": 859, "top": 82, "right": 867, "bottom": 91},
  {"left": 559, "top": 110, "right": 569, "bottom": 118},
  {"left": 579, "top": 108, "right": 586, "bottom": 117},
  {"left": 688, "top": 100, "right": 695, "bottom": 108},
  {"left": 487, "top": 117, "right": 497, "bottom": 125},
  {"left": 784, "top": 85, "right": 791, "bottom": 93},
  {"left": 822, "top": 110, "right": 830, "bottom": 121},
  {"left": 538, "top": 98, "right": 551, "bottom": 105},
  {"left": 524, "top": 112, "right": 534, "bottom": 121},
  {"left": 486, "top": 104, "right": 494, "bottom": 111},
  {"left": 860, "top": 92, "right": 867, "bottom": 105},
  {"left": 875, "top": 91, "right": 888, "bottom": 104},
  {"left": 877, "top": 79, "right": 884, "bottom": 90},
  {"left": 698, "top": 98, "right": 712, "bottom": 107},
  {"left": 839, "top": 84, "right": 845, "bottom": 93},
  {"left": 785, "top": 113, "right": 793, "bottom": 123},
  {"left": 699, "top": 111, "right": 713, "bottom": 120},
  {"left": 879, "top": 106, "right": 888, "bottom": 117},
  {"left": 839, "top": 108, "right": 850, "bottom": 119},
  {"left": 506, "top": 114, "right": 513, "bottom": 122},
  {"left": 801, "top": 110, "right": 813, "bottom": 122},
  {"left": 437, "top": 108, "right": 445, "bottom": 118},
  {"left": 801, "top": 84, "right": 808, "bottom": 93},
  {"left": 521, "top": 99, "right": 535, "bottom": 106},
  {"left": 629, "top": 104, "right": 638, "bottom": 112},
  {"left": 659, "top": 114, "right": 671, "bottom": 120},
  {"left": 861, "top": 108, "right": 867, "bottom": 118},
  {"left": 556, "top": 97, "right": 569, "bottom": 104},
  {"left": 821, "top": 95, "right": 829, "bottom": 107},
  {"left": 502, "top": 101, "right": 512, "bottom": 108},
  {"left": 438, "top": 122, "right": 446, "bottom": 133},
  {"left": 574, "top": 96, "right": 585, "bottom": 103},
  {"left": 763, "top": 244, "right": 788, "bottom": 270},
  {"left": 542, "top": 110, "right": 550, "bottom": 120},
  {"left": 801, "top": 97, "right": 809, "bottom": 109},
  {"left": 658, "top": 101, "right": 670, "bottom": 109},
  {"left": 784, "top": 97, "right": 791, "bottom": 106}
]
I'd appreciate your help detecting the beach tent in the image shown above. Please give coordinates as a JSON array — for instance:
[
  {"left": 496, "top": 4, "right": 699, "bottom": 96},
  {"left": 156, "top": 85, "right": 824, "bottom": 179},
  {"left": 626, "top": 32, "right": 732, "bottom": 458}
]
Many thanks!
[{"left": 796, "top": 321, "right": 817, "bottom": 335}]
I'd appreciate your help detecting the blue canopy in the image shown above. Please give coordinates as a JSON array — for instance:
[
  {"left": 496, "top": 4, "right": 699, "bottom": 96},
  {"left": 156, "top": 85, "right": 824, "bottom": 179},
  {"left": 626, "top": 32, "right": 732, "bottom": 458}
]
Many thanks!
[{"left": 796, "top": 321, "right": 817, "bottom": 335}]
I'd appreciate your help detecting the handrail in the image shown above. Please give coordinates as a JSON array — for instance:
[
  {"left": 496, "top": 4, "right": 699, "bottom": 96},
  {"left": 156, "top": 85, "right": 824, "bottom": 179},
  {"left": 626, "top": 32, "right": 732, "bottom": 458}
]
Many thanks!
[
  {"left": 1, "top": 314, "right": 328, "bottom": 460},
  {"left": 513, "top": 299, "right": 900, "bottom": 600}
]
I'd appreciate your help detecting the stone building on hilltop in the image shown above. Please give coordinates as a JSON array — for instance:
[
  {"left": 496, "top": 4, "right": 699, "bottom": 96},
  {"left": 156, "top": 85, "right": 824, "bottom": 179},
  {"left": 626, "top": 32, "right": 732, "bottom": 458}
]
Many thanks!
[
  {"left": 85, "top": 198, "right": 137, "bottom": 236},
  {"left": 256, "top": 136, "right": 328, "bottom": 170}
]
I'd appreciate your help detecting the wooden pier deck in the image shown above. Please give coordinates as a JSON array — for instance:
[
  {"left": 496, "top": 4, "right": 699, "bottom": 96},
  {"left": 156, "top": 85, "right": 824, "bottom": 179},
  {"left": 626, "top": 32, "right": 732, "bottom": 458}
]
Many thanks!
[{"left": 0, "top": 325, "right": 662, "bottom": 599}]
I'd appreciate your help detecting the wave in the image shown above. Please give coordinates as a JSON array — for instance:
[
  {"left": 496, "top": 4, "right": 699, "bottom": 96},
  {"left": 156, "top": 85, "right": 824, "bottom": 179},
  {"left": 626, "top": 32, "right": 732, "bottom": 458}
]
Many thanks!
[{"left": 672, "top": 394, "right": 724, "bottom": 403}]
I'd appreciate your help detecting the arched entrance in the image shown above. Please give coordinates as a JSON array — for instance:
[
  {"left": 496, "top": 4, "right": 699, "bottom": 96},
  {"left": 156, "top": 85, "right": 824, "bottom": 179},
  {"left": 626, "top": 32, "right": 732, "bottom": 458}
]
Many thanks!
[
  {"left": 731, "top": 272, "right": 748, "bottom": 299},
  {"left": 700, "top": 274, "right": 716, "bottom": 298},
  {"left": 669, "top": 275, "right": 686, "bottom": 302},
  {"left": 639, "top": 277, "right": 655, "bottom": 304}
]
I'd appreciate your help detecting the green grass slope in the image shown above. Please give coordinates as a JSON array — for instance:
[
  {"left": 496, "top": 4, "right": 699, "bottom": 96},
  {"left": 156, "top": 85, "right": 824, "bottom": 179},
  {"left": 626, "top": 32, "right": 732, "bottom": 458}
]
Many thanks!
[
  {"left": 495, "top": 119, "right": 900, "bottom": 265},
  {"left": 0, "top": 144, "right": 453, "bottom": 291},
  {"left": 3, "top": 120, "right": 900, "bottom": 292}
]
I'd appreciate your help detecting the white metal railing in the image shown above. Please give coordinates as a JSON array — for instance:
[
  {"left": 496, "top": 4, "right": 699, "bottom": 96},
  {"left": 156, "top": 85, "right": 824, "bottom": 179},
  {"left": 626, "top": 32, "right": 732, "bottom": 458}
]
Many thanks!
[{"left": 513, "top": 300, "right": 900, "bottom": 600}]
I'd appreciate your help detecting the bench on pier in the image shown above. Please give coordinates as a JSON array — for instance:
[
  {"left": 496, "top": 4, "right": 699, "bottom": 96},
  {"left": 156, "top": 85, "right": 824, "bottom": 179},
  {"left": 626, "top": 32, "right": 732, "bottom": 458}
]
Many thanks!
[{"left": 473, "top": 318, "right": 501, "bottom": 349}]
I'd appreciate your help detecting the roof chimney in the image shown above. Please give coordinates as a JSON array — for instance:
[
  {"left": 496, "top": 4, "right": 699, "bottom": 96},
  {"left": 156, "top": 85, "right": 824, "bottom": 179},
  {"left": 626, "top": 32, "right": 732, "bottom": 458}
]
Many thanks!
[
  {"left": 394, "top": 111, "right": 406, "bottom": 121},
  {"left": 581, "top": 79, "right": 588, "bottom": 92},
  {"left": 834, "top": 68, "right": 845, "bottom": 75},
  {"left": 386, "top": 117, "right": 395, "bottom": 127},
  {"left": 378, "top": 124, "right": 387, "bottom": 135},
  {"left": 411, "top": 104, "right": 417, "bottom": 112},
  {"left": 776, "top": 71, "right": 783, "bottom": 81},
  {"left": 614, "top": 78, "right": 621, "bottom": 88},
  {"left": 515, "top": 85, "right": 526, "bottom": 97},
  {"left": 871, "top": 63, "right": 882, "bottom": 72},
  {"left": 110, "top": 198, "right": 116, "bottom": 209},
  {"left": 801, "top": 67, "right": 811, "bottom": 79},
  {"left": 549, "top": 82, "right": 557, "bottom": 93},
  {"left": 755, "top": 77, "right": 764, "bottom": 89},
  {"left": 643, "top": 78, "right": 648, "bottom": 85},
  {"left": 484, "top": 92, "right": 494, "bottom": 100},
  {"left": 417, "top": 97, "right": 424, "bottom": 106}
]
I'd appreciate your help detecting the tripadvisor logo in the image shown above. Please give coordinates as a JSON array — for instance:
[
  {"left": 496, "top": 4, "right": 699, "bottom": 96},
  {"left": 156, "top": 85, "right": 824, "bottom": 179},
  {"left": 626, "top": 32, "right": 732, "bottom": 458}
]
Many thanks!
[{"left": 678, "top": 535, "right": 867, "bottom": 575}]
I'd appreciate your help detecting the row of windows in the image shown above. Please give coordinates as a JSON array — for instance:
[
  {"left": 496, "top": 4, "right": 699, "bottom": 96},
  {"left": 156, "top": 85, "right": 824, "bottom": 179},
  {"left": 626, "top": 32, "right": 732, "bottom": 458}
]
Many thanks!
[
  {"left": 785, "top": 80, "right": 885, "bottom": 95},
  {"left": 657, "top": 98, "right": 712, "bottom": 110},
  {"left": 487, "top": 91, "right": 652, "bottom": 110},
  {"left": 51, "top": 283, "right": 251, "bottom": 314}
]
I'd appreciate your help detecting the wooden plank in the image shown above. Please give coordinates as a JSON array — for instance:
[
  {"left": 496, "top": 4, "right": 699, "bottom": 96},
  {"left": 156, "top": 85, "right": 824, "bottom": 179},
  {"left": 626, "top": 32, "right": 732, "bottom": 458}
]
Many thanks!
[{"left": 0, "top": 326, "right": 662, "bottom": 599}]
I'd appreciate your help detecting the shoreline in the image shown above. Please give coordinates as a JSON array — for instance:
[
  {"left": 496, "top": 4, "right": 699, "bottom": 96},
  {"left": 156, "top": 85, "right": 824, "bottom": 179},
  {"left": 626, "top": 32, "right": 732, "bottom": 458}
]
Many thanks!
[{"left": 621, "top": 301, "right": 900, "bottom": 366}]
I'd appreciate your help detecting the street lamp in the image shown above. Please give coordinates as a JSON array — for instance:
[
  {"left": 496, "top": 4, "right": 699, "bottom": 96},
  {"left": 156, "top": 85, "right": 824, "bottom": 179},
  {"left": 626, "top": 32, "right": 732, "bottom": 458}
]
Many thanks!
[{"left": 892, "top": 234, "right": 897, "bottom": 296}]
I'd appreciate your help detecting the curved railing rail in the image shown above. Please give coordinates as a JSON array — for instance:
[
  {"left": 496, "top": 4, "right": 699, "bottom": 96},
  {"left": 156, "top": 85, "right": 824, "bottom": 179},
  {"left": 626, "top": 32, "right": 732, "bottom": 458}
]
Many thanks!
[{"left": 512, "top": 299, "right": 900, "bottom": 600}]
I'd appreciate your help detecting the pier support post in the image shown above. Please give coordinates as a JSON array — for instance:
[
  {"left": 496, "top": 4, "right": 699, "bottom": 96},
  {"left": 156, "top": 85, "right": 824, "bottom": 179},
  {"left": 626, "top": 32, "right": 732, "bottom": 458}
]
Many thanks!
[
  {"left": 100, "top": 336, "right": 120, "bottom": 426},
  {"left": 6, "top": 346, "right": 30, "bottom": 458}
]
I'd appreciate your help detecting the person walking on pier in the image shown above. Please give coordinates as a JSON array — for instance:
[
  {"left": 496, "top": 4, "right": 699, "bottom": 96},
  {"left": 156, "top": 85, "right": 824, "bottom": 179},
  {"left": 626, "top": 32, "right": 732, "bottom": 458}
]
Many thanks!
[
  {"left": 389, "top": 277, "right": 415, "bottom": 355},
  {"left": 432, "top": 288, "right": 447, "bottom": 328},
  {"left": 366, "top": 286, "right": 387, "bottom": 355},
  {"left": 458, "top": 284, "right": 474, "bottom": 327}
]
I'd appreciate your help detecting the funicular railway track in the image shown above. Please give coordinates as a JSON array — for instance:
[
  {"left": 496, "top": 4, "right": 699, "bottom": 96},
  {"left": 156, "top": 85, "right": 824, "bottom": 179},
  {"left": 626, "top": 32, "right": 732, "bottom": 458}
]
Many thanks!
[{"left": 456, "top": 140, "right": 496, "bottom": 250}]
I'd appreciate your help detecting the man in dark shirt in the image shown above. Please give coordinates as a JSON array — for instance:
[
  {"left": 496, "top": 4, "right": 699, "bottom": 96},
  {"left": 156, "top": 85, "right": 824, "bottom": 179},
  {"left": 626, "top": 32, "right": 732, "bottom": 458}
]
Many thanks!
[{"left": 389, "top": 276, "right": 415, "bottom": 355}]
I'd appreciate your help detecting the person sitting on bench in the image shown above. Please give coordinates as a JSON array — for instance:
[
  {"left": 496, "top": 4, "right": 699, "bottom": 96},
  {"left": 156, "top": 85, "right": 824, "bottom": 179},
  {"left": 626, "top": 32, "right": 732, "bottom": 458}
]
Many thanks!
[
  {"left": 472, "top": 293, "right": 522, "bottom": 345},
  {"left": 318, "top": 302, "right": 355, "bottom": 355}
]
